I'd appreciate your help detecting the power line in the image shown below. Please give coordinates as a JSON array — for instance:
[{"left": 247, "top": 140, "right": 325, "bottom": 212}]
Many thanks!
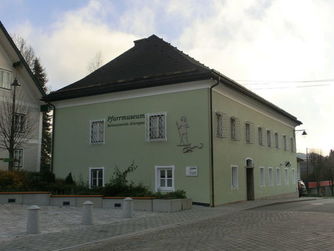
[
  {"left": 250, "top": 83, "right": 331, "bottom": 90},
  {"left": 237, "top": 78, "right": 334, "bottom": 84}
]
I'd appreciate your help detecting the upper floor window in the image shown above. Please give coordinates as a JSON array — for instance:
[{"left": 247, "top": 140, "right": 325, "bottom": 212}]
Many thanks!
[
  {"left": 216, "top": 112, "right": 228, "bottom": 138},
  {"left": 90, "top": 120, "right": 105, "bottom": 144},
  {"left": 230, "top": 117, "right": 240, "bottom": 141},
  {"left": 283, "top": 135, "right": 287, "bottom": 151},
  {"left": 267, "top": 130, "right": 271, "bottom": 147},
  {"left": 258, "top": 127, "right": 263, "bottom": 145},
  {"left": 14, "top": 113, "right": 26, "bottom": 133},
  {"left": 290, "top": 137, "right": 294, "bottom": 152},
  {"left": 274, "top": 132, "right": 279, "bottom": 149},
  {"left": 146, "top": 112, "right": 167, "bottom": 141},
  {"left": 245, "top": 123, "right": 250, "bottom": 143},
  {"left": 0, "top": 69, "right": 12, "bottom": 89}
]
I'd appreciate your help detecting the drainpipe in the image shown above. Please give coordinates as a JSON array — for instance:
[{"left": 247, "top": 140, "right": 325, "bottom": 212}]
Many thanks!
[
  {"left": 209, "top": 76, "right": 220, "bottom": 207},
  {"left": 48, "top": 103, "right": 56, "bottom": 174}
]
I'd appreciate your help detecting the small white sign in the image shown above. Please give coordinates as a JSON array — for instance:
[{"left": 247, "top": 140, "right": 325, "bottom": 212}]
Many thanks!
[{"left": 186, "top": 166, "right": 198, "bottom": 177}]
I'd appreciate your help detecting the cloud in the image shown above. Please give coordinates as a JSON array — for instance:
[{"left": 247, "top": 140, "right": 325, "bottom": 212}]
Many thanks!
[{"left": 7, "top": 0, "right": 334, "bottom": 154}]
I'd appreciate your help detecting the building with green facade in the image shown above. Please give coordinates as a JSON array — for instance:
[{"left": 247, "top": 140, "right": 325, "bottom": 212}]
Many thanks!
[{"left": 44, "top": 35, "right": 301, "bottom": 206}]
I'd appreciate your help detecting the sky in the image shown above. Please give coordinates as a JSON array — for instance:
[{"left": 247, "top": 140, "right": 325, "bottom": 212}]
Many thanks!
[{"left": 1, "top": 0, "right": 333, "bottom": 155}]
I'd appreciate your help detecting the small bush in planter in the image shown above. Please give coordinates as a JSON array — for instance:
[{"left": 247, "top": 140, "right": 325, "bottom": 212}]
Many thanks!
[{"left": 154, "top": 190, "right": 187, "bottom": 199}]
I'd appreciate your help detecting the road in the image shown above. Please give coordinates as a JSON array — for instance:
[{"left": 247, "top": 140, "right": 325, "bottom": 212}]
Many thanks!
[{"left": 75, "top": 199, "right": 334, "bottom": 251}]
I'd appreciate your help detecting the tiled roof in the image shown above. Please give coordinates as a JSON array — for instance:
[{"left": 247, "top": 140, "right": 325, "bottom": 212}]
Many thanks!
[{"left": 44, "top": 34, "right": 301, "bottom": 125}]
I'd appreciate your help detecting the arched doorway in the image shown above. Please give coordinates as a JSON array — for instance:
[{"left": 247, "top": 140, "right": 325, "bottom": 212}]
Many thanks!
[{"left": 246, "top": 158, "right": 254, "bottom": 201}]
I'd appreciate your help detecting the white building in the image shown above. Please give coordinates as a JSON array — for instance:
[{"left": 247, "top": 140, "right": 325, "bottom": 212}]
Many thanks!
[{"left": 0, "top": 21, "right": 45, "bottom": 171}]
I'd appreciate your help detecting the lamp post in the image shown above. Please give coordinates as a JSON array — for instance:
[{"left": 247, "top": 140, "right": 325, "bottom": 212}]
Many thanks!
[
  {"left": 8, "top": 78, "right": 20, "bottom": 170},
  {"left": 294, "top": 129, "right": 307, "bottom": 136}
]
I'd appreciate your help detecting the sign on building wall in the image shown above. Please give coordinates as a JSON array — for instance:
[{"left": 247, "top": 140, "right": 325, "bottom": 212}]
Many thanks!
[
  {"left": 107, "top": 114, "right": 145, "bottom": 127},
  {"left": 186, "top": 166, "right": 198, "bottom": 176}
]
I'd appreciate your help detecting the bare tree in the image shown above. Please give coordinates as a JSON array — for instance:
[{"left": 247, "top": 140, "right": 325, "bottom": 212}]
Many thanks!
[
  {"left": 0, "top": 86, "right": 35, "bottom": 170},
  {"left": 87, "top": 51, "right": 103, "bottom": 73},
  {"left": 11, "top": 34, "right": 36, "bottom": 70}
]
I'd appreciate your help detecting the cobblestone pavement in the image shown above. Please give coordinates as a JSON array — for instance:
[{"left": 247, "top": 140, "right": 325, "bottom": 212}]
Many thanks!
[
  {"left": 0, "top": 198, "right": 320, "bottom": 251},
  {"left": 76, "top": 199, "right": 334, "bottom": 251}
]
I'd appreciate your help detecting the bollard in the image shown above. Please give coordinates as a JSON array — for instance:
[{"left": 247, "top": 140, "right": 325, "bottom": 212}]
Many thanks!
[
  {"left": 122, "top": 197, "right": 133, "bottom": 218},
  {"left": 27, "top": 205, "right": 40, "bottom": 234},
  {"left": 82, "top": 201, "right": 94, "bottom": 225}
]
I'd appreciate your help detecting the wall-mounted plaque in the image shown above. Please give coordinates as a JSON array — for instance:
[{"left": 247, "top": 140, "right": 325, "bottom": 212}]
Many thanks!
[{"left": 186, "top": 166, "right": 198, "bottom": 177}]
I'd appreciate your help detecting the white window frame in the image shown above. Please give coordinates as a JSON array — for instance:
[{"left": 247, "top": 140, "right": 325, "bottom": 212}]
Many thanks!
[
  {"left": 145, "top": 112, "right": 167, "bottom": 142},
  {"left": 268, "top": 167, "right": 273, "bottom": 186},
  {"left": 259, "top": 167, "right": 265, "bottom": 187},
  {"left": 89, "top": 119, "right": 105, "bottom": 144},
  {"left": 290, "top": 137, "right": 294, "bottom": 152},
  {"left": 284, "top": 168, "right": 289, "bottom": 185},
  {"left": 245, "top": 123, "right": 251, "bottom": 143},
  {"left": 155, "top": 165, "right": 175, "bottom": 192},
  {"left": 231, "top": 165, "right": 239, "bottom": 190},
  {"left": 13, "top": 149, "right": 24, "bottom": 169},
  {"left": 89, "top": 167, "right": 104, "bottom": 188},
  {"left": 0, "top": 68, "right": 12, "bottom": 89},
  {"left": 276, "top": 168, "right": 281, "bottom": 185},
  {"left": 14, "top": 113, "right": 26, "bottom": 133}
]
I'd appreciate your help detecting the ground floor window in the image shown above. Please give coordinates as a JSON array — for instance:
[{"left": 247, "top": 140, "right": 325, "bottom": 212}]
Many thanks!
[
  {"left": 155, "top": 166, "right": 174, "bottom": 192},
  {"left": 259, "top": 167, "right": 265, "bottom": 187},
  {"left": 231, "top": 165, "right": 238, "bottom": 189},
  {"left": 284, "top": 168, "right": 289, "bottom": 185},
  {"left": 89, "top": 167, "right": 104, "bottom": 188},
  {"left": 268, "top": 168, "right": 273, "bottom": 186},
  {"left": 291, "top": 169, "right": 296, "bottom": 184},
  {"left": 276, "top": 168, "right": 281, "bottom": 185},
  {"left": 13, "top": 149, "right": 23, "bottom": 169}
]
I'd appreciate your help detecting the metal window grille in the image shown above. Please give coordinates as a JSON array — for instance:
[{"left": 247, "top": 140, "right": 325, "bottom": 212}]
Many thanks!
[
  {"left": 148, "top": 113, "right": 166, "bottom": 141},
  {"left": 90, "top": 120, "right": 104, "bottom": 144},
  {"left": 216, "top": 113, "right": 223, "bottom": 137}
]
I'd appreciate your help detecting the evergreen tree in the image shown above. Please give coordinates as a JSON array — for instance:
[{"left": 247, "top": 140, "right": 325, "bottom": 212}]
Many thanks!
[{"left": 33, "top": 58, "right": 52, "bottom": 172}]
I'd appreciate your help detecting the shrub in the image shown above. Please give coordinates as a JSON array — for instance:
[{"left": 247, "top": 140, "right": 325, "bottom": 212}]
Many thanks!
[{"left": 154, "top": 190, "right": 187, "bottom": 199}]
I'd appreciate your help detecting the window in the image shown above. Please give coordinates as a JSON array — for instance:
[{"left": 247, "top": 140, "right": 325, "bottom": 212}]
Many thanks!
[
  {"left": 259, "top": 167, "right": 265, "bottom": 187},
  {"left": 274, "top": 133, "right": 279, "bottom": 149},
  {"left": 245, "top": 123, "right": 250, "bottom": 143},
  {"left": 268, "top": 168, "right": 273, "bottom": 186},
  {"left": 216, "top": 112, "right": 227, "bottom": 138},
  {"left": 13, "top": 149, "right": 23, "bottom": 169},
  {"left": 292, "top": 169, "right": 296, "bottom": 184},
  {"left": 90, "top": 120, "right": 105, "bottom": 144},
  {"left": 89, "top": 168, "right": 104, "bottom": 188},
  {"left": 146, "top": 113, "right": 167, "bottom": 141},
  {"left": 258, "top": 127, "right": 263, "bottom": 145},
  {"left": 283, "top": 135, "right": 287, "bottom": 151},
  {"left": 290, "top": 137, "right": 294, "bottom": 152},
  {"left": 276, "top": 168, "right": 281, "bottom": 185},
  {"left": 230, "top": 117, "right": 240, "bottom": 140},
  {"left": 0, "top": 69, "right": 12, "bottom": 89},
  {"left": 231, "top": 165, "right": 238, "bottom": 189},
  {"left": 284, "top": 168, "right": 289, "bottom": 185},
  {"left": 14, "top": 113, "right": 26, "bottom": 133},
  {"left": 155, "top": 166, "right": 174, "bottom": 191},
  {"left": 267, "top": 130, "right": 271, "bottom": 147}
]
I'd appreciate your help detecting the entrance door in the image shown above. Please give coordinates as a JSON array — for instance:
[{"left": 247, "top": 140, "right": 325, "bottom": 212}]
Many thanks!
[{"left": 246, "top": 168, "right": 254, "bottom": 200}]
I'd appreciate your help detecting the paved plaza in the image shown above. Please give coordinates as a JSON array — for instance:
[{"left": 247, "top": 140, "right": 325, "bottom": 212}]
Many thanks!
[{"left": 2, "top": 197, "right": 334, "bottom": 251}]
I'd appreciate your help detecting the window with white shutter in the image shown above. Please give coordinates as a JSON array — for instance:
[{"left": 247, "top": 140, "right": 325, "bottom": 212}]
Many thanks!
[{"left": 0, "top": 69, "right": 12, "bottom": 89}]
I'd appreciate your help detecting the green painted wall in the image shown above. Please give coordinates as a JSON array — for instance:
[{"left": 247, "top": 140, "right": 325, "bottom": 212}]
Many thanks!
[
  {"left": 53, "top": 88, "right": 212, "bottom": 204},
  {"left": 212, "top": 89, "right": 298, "bottom": 205}
]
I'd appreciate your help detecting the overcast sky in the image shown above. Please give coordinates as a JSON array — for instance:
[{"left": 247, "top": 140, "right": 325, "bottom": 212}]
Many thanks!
[{"left": 1, "top": 0, "right": 333, "bottom": 155}]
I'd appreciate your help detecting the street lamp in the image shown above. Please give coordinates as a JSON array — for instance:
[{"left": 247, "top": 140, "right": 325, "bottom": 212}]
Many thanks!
[
  {"left": 295, "top": 129, "right": 307, "bottom": 135},
  {"left": 9, "top": 78, "right": 20, "bottom": 170}
]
